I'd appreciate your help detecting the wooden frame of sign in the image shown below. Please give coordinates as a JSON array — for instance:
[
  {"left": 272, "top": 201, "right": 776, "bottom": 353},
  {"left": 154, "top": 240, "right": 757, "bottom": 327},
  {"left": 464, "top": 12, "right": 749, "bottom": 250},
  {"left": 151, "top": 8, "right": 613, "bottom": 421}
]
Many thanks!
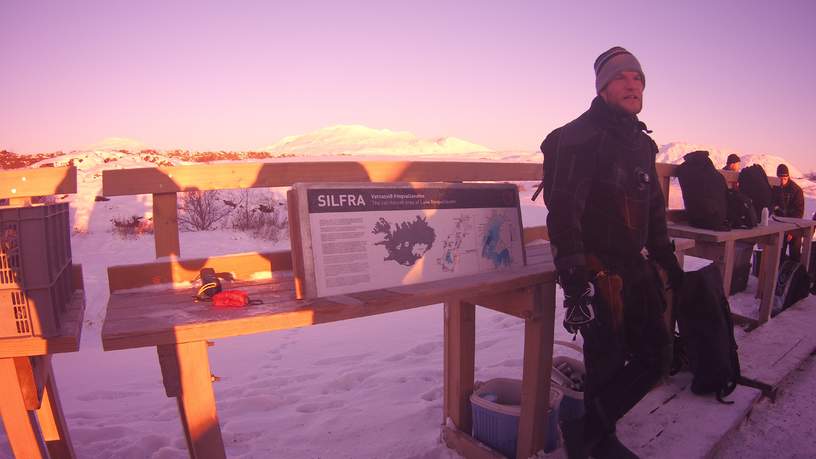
[{"left": 288, "top": 182, "right": 527, "bottom": 299}]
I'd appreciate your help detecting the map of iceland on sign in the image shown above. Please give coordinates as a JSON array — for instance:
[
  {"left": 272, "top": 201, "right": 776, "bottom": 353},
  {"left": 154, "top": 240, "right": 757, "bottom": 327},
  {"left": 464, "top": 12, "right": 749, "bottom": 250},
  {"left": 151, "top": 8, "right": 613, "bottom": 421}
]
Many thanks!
[{"left": 288, "top": 182, "right": 526, "bottom": 299}]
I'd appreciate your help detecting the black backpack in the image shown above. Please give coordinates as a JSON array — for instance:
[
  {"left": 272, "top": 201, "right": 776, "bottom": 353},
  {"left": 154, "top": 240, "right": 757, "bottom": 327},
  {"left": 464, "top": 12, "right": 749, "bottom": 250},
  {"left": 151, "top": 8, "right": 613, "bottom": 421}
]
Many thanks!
[
  {"left": 726, "top": 190, "right": 758, "bottom": 229},
  {"left": 738, "top": 164, "right": 773, "bottom": 217},
  {"left": 676, "top": 151, "right": 729, "bottom": 231},
  {"left": 772, "top": 260, "right": 811, "bottom": 317},
  {"left": 675, "top": 264, "right": 740, "bottom": 403}
]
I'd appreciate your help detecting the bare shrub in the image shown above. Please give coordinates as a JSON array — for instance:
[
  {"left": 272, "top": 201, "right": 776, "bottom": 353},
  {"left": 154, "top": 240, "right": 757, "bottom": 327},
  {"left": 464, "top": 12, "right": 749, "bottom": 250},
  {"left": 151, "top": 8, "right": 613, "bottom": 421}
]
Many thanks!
[
  {"left": 252, "top": 197, "right": 288, "bottom": 241},
  {"left": 226, "top": 189, "right": 288, "bottom": 241},
  {"left": 178, "top": 190, "right": 232, "bottom": 231},
  {"left": 230, "top": 189, "right": 263, "bottom": 232},
  {"left": 111, "top": 215, "right": 153, "bottom": 238}
]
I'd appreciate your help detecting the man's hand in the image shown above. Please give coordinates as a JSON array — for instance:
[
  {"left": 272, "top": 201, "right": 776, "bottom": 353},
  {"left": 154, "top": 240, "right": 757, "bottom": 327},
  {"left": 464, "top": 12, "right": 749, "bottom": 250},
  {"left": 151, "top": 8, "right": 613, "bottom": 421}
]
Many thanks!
[{"left": 559, "top": 267, "right": 596, "bottom": 334}]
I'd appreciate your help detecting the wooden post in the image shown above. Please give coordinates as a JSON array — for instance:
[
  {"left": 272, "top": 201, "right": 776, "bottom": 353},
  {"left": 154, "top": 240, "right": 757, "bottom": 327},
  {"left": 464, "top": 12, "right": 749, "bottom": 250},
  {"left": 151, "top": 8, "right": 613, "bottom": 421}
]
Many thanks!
[
  {"left": 720, "top": 240, "right": 736, "bottom": 297},
  {"left": 659, "top": 176, "right": 671, "bottom": 208},
  {"left": 153, "top": 192, "right": 180, "bottom": 258},
  {"left": 0, "top": 357, "right": 48, "bottom": 459},
  {"left": 758, "top": 232, "right": 784, "bottom": 323},
  {"left": 158, "top": 341, "right": 226, "bottom": 459},
  {"left": 516, "top": 283, "right": 556, "bottom": 459},
  {"left": 443, "top": 300, "right": 476, "bottom": 433},
  {"left": 36, "top": 359, "right": 77, "bottom": 459},
  {"left": 800, "top": 226, "right": 815, "bottom": 272}
]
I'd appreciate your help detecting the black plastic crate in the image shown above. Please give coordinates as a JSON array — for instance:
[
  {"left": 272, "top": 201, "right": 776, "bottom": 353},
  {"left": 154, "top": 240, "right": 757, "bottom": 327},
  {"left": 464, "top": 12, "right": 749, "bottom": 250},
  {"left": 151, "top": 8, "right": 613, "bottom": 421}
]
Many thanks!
[{"left": 0, "top": 203, "right": 71, "bottom": 290}]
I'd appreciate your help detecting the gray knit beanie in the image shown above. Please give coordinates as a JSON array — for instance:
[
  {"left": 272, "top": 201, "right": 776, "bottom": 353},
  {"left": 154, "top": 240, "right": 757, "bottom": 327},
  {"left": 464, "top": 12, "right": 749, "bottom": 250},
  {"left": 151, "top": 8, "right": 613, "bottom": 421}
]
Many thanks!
[{"left": 594, "top": 46, "right": 645, "bottom": 94}]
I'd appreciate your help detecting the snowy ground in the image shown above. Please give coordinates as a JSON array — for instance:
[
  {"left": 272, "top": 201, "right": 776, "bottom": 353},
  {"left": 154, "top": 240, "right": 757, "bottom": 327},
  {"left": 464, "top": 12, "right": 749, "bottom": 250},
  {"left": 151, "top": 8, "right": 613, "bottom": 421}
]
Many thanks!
[
  {"left": 2, "top": 149, "right": 816, "bottom": 458},
  {"left": 716, "top": 354, "right": 816, "bottom": 458}
]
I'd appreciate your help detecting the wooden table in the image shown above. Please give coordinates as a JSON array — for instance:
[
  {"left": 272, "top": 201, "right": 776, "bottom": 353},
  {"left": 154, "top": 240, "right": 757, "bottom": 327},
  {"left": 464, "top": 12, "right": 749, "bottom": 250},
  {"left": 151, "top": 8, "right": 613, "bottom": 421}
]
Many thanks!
[
  {"left": 0, "top": 266, "right": 85, "bottom": 459},
  {"left": 667, "top": 218, "right": 816, "bottom": 324},
  {"left": 102, "top": 248, "right": 557, "bottom": 459}
]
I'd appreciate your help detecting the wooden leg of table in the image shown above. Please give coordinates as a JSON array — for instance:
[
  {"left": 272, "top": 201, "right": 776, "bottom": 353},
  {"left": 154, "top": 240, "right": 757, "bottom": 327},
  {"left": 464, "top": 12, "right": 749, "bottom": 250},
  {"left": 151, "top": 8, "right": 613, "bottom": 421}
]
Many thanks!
[
  {"left": 516, "top": 283, "right": 556, "bottom": 459},
  {"left": 720, "top": 240, "right": 735, "bottom": 297},
  {"left": 158, "top": 341, "right": 226, "bottom": 459},
  {"left": 758, "top": 232, "right": 784, "bottom": 323},
  {"left": 801, "top": 227, "right": 814, "bottom": 272},
  {"left": 0, "top": 358, "right": 47, "bottom": 459},
  {"left": 36, "top": 359, "right": 77, "bottom": 459},
  {"left": 443, "top": 300, "right": 475, "bottom": 434}
]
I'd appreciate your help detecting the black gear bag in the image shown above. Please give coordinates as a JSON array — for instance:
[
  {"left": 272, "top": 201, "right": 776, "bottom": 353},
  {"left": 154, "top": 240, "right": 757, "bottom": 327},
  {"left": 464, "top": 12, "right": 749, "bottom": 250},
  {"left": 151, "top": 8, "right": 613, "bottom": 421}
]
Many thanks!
[
  {"left": 675, "top": 263, "right": 741, "bottom": 403},
  {"left": 676, "top": 151, "right": 729, "bottom": 231},
  {"left": 738, "top": 164, "right": 773, "bottom": 217}
]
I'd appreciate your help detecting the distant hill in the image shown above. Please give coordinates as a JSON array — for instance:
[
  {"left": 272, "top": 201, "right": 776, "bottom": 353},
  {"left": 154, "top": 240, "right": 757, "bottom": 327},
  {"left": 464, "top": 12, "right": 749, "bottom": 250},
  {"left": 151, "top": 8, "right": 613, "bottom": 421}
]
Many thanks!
[{"left": 656, "top": 141, "right": 804, "bottom": 179}]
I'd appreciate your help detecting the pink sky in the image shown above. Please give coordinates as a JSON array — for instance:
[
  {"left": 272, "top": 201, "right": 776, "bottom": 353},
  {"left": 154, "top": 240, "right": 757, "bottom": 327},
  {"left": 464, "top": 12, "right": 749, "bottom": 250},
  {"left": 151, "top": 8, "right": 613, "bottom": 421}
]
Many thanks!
[{"left": 1, "top": 1, "right": 815, "bottom": 169}]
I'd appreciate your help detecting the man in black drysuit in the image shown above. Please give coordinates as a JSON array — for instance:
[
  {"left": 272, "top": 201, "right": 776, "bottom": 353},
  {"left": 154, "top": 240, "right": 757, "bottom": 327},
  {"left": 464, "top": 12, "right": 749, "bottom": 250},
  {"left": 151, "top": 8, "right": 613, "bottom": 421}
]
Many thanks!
[
  {"left": 772, "top": 163, "right": 805, "bottom": 261},
  {"left": 540, "top": 47, "right": 684, "bottom": 459}
]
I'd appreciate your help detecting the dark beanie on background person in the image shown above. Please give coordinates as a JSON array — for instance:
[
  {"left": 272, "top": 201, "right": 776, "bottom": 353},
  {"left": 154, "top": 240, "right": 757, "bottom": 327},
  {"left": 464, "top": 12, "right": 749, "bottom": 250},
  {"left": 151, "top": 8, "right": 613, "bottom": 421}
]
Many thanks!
[
  {"left": 726, "top": 154, "right": 740, "bottom": 165},
  {"left": 594, "top": 46, "right": 645, "bottom": 93},
  {"left": 777, "top": 164, "right": 789, "bottom": 177}
]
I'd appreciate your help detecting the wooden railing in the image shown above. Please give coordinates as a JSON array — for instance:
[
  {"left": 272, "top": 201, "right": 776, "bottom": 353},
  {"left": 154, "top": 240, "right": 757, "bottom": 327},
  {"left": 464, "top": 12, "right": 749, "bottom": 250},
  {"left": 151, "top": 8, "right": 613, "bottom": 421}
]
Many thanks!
[
  {"left": 656, "top": 163, "right": 781, "bottom": 208},
  {"left": 101, "top": 161, "right": 543, "bottom": 258},
  {"left": 0, "top": 167, "right": 77, "bottom": 204},
  {"left": 89, "top": 159, "right": 783, "bottom": 258}
]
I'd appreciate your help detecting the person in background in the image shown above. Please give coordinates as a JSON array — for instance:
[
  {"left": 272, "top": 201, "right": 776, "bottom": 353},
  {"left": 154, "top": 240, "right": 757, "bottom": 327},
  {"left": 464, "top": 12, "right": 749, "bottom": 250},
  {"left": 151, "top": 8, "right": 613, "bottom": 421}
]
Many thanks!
[
  {"left": 541, "top": 46, "right": 683, "bottom": 459},
  {"left": 723, "top": 154, "right": 741, "bottom": 172},
  {"left": 772, "top": 163, "right": 805, "bottom": 260},
  {"left": 722, "top": 154, "right": 741, "bottom": 189}
]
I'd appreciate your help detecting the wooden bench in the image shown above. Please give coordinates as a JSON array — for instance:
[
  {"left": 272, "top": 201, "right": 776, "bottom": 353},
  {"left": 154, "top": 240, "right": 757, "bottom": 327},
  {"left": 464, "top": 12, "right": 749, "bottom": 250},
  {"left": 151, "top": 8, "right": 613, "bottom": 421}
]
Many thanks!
[
  {"left": 103, "top": 245, "right": 557, "bottom": 459},
  {"left": 0, "top": 167, "right": 85, "bottom": 459}
]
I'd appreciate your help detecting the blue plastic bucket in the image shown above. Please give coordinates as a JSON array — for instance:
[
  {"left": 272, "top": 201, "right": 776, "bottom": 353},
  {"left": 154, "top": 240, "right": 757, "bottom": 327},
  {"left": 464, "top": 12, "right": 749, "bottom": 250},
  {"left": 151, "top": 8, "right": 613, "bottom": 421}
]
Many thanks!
[{"left": 470, "top": 378, "right": 562, "bottom": 456}]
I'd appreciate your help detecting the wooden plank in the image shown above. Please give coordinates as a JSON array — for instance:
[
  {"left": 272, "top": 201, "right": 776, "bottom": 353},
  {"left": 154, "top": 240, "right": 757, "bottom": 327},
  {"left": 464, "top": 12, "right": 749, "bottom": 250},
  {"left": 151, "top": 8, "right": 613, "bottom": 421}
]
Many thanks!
[
  {"left": 798, "top": 226, "right": 815, "bottom": 272},
  {"left": 443, "top": 300, "right": 475, "bottom": 433},
  {"left": 441, "top": 426, "right": 505, "bottom": 459},
  {"left": 523, "top": 225, "right": 549, "bottom": 244},
  {"left": 658, "top": 175, "right": 671, "bottom": 207},
  {"left": 171, "top": 341, "right": 226, "bottom": 459},
  {"left": 475, "top": 287, "right": 535, "bottom": 319},
  {"left": 107, "top": 251, "right": 292, "bottom": 292},
  {"left": 758, "top": 232, "right": 783, "bottom": 323},
  {"left": 102, "top": 161, "right": 543, "bottom": 196},
  {"left": 0, "top": 167, "right": 77, "bottom": 199},
  {"left": 103, "top": 266, "right": 555, "bottom": 351},
  {"left": 14, "top": 355, "right": 50, "bottom": 410},
  {"left": 656, "top": 163, "right": 779, "bottom": 187},
  {"left": 0, "top": 290, "right": 85, "bottom": 358},
  {"left": 157, "top": 344, "right": 181, "bottom": 397},
  {"left": 153, "top": 192, "right": 180, "bottom": 258},
  {"left": 0, "top": 357, "right": 48, "bottom": 458},
  {"left": 516, "top": 283, "right": 556, "bottom": 459},
  {"left": 36, "top": 359, "right": 77, "bottom": 459},
  {"left": 668, "top": 221, "right": 796, "bottom": 243},
  {"left": 287, "top": 189, "right": 309, "bottom": 299},
  {"left": 71, "top": 264, "right": 84, "bottom": 291},
  {"left": 720, "top": 240, "right": 735, "bottom": 297}
]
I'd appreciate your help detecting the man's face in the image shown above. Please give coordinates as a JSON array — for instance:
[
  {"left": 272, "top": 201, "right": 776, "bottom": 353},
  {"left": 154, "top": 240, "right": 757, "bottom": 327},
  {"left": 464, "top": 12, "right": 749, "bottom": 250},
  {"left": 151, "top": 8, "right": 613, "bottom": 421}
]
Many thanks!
[
  {"left": 600, "top": 71, "right": 644, "bottom": 115},
  {"left": 728, "top": 162, "right": 741, "bottom": 171},
  {"left": 780, "top": 176, "right": 790, "bottom": 187}
]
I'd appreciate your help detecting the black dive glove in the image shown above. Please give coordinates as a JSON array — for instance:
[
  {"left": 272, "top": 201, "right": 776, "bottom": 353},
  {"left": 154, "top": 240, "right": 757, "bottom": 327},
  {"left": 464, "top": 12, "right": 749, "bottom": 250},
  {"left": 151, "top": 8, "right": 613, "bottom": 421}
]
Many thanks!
[
  {"left": 559, "top": 267, "right": 596, "bottom": 334},
  {"left": 651, "top": 244, "right": 684, "bottom": 291}
]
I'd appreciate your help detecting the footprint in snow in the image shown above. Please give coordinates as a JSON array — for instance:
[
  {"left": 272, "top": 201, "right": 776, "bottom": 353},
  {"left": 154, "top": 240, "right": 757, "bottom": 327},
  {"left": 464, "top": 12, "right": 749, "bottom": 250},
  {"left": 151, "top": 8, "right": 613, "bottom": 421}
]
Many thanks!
[{"left": 295, "top": 399, "right": 345, "bottom": 413}]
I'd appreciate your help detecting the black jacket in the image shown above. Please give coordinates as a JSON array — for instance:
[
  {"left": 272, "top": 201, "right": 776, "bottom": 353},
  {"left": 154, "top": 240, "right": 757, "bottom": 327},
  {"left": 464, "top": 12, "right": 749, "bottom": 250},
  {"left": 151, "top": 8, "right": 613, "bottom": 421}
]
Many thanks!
[
  {"left": 541, "top": 96, "right": 672, "bottom": 272},
  {"left": 772, "top": 180, "right": 804, "bottom": 218}
]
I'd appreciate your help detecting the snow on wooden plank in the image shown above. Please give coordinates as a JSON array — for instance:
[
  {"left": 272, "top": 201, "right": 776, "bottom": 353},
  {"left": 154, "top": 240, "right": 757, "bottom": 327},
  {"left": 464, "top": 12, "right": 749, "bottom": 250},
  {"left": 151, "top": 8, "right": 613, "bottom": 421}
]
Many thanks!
[
  {"left": 617, "top": 372, "right": 761, "bottom": 459},
  {"left": 737, "top": 295, "right": 816, "bottom": 388}
]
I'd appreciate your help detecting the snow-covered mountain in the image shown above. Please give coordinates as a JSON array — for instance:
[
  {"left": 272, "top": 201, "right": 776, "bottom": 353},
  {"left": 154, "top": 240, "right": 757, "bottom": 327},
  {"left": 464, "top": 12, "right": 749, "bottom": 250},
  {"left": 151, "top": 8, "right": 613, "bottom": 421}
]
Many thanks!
[
  {"left": 85, "top": 137, "right": 148, "bottom": 153},
  {"left": 657, "top": 141, "right": 804, "bottom": 179},
  {"left": 263, "top": 124, "right": 492, "bottom": 158}
]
